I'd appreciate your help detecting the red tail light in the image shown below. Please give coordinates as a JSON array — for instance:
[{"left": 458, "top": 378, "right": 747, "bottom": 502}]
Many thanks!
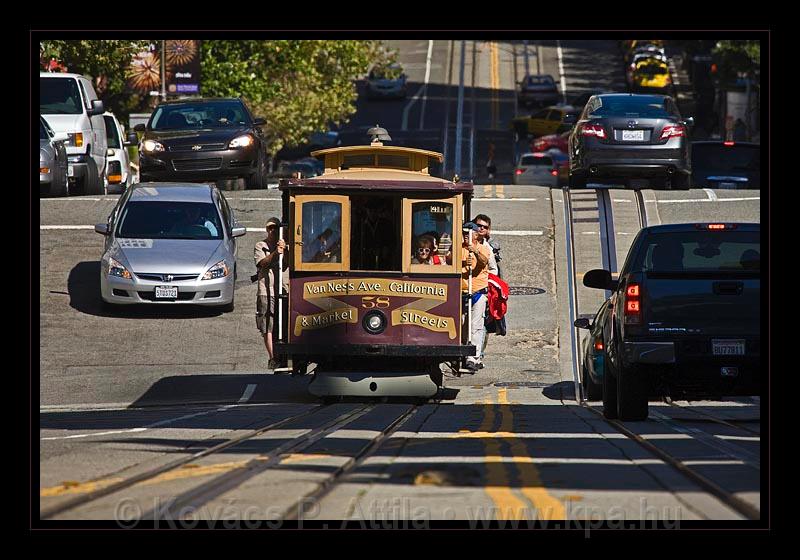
[
  {"left": 624, "top": 282, "right": 641, "bottom": 325},
  {"left": 594, "top": 341, "right": 604, "bottom": 351},
  {"left": 660, "top": 124, "right": 686, "bottom": 140},
  {"left": 515, "top": 169, "right": 524, "bottom": 175},
  {"left": 581, "top": 124, "right": 606, "bottom": 139},
  {"left": 550, "top": 169, "right": 558, "bottom": 176},
  {"left": 723, "top": 141, "right": 735, "bottom": 146}
]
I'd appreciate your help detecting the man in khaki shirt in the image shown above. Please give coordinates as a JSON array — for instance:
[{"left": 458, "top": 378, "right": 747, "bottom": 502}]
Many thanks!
[
  {"left": 461, "top": 221, "right": 490, "bottom": 371},
  {"left": 254, "top": 217, "right": 288, "bottom": 370}
]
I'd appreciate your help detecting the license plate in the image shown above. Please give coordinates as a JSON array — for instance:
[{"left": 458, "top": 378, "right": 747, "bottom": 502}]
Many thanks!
[
  {"left": 621, "top": 130, "right": 644, "bottom": 141},
  {"left": 155, "top": 285, "right": 178, "bottom": 299},
  {"left": 68, "top": 165, "right": 74, "bottom": 177},
  {"left": 712, "top": 339, "right": 745, "bottom": 356}
]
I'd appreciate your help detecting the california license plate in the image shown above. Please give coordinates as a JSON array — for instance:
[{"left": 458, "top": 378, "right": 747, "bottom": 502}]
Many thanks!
[
  {"left": 68, "top": 165, "right": 74, "bottom": 177},
  {"left": 622, "top": 130, "right": 644, "bottom": 141},
  {"left": 155, "top": 285, "right": 178, "bottom": 299},
  {"left": 712, "top": 339, "right": 745, "bottom": 356}
]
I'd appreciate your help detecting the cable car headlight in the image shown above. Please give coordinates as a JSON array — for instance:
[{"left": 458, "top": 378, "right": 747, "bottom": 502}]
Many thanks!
[{"left": 363, "top": 311, "right": 387, "bottom": 335}]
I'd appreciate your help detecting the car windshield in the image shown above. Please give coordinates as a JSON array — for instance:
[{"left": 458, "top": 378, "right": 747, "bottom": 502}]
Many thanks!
[
  {"left": 520, "top": 155, "right": 553, "bottom": 166},
  {"left": 149, "top": 100, "right": 251, "bottom": 130},
  {"left": 527, "top": 76, "right": 554, "bottom": 85},
  {"left": 40, "top": 77, "right": 83, "bottom": 115},
  {"left": 116, "top": 201, "right": 223, "bottom": 240},
  {"left": 633, "top": 231, "right": 760, "bottom": 272},
  {"left": 104, "top": 116, "right": 121, "bottom": 148},
  {"left": 588, "top": 97, "right": 671, "bottom": 118},
  {"left": 692, "top": 144, "right": 760, "bottom": 175}
]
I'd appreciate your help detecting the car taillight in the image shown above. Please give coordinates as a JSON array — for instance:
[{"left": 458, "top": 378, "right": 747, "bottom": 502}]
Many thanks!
[
  {"left": 594, "top": 341, "right": 604, "bottom": 351},
  {"left": 624, "top": 282, "right": 641, "bottom": 325},
  {"left": 695, "top": 223, "right": 737, "bottom": 230},
  {"left": 581, "top": 124, "right": 606, "bottom": 139},
  {"left": 515, "top": 169, "right": 524, "bottom": 175},
  {"left": 660, "top": 124, "right": 686, "bottom": 140},
  {"left": 723, "top": 141, "right": 735, "bottom": 146},
  {"left": 550, "top": 169, "right": 558, "bottom": 176}
]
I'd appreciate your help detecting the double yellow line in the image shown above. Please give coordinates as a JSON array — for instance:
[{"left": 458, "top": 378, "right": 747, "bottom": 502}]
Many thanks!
[
  {"left": 489, "top": 41, "right": 500, "bottom": 131},
  {"left": 473, "top": 388, "right": 566, "bottom": 520}
]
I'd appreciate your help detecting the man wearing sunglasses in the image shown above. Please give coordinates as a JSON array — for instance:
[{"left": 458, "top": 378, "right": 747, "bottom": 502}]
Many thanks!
[{"left": 254, "top": 217, "right": 288, "bottom": 371}]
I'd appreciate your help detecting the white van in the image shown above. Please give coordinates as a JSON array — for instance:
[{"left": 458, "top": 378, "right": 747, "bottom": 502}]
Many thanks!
[
  {"left": 39, "top": 72, "right": 107, "bottom": 195},
  {"left": 103, "top": 112, "right": 138, "bottom": 194}
]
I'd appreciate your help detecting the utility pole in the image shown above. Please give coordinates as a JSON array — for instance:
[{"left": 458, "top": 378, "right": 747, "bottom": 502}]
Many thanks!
[{"left": 161, "top": 40, "right": 167, "bottom": 102}]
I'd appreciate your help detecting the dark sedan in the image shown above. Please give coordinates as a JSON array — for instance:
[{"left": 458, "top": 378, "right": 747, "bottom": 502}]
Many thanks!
[
  {"left": 518, "top": 74, "right": 560, "bottom": 107},
  {"left": 136, "top": 98, "right": 270, "bottom": 191},
  {"left": 567, "top": 93, "right": 693, "bottom": 189}
]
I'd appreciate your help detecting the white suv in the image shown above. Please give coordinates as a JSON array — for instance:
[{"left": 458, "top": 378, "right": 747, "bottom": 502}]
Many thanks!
[
  {"left": 39, "top": 72, "right": 107, "bottom": 195},
  {"left": 103, "top": 112, "right": 138, "bottom": 194}
]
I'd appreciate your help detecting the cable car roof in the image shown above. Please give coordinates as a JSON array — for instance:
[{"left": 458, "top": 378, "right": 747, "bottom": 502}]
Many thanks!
[{"left": 311, "top": 144, "right": 444, "bottom": 163}]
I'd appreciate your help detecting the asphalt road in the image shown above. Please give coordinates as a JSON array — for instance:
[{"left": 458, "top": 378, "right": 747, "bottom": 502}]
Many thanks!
[{"left": 37, "top": 39, "right": 763, "bottom": 524}]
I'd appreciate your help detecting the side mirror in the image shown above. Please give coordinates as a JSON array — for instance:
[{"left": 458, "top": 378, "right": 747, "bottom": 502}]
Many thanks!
[
  {"left": 253, "top": 117, "right": 266, "bottom": 126},
  {"left": 683, "top": 117, "right": 695, "bottom": 128},
  {"left": 88, "top": 99, "right": 104, "bottom": 116},
  {"left": 231, "top": 226, "right": 247, "bottom": 238},
  {"left": 134, "top": 124, "right": 146, "bottom": 132},
  {"left": 573, "top": 318, "right": 591, "bottom": 329},
  {"left": 125, "top": 132, "right": 139, "bottom": 145},
  {"left": 52, "top": 132, "right": 69, "bottom": 143},
  {"left": 583, "top": 269, "right": 617, "bottom": 291},
  {"left": 94, "top": 223, "right": 110, "bottom": 235}
]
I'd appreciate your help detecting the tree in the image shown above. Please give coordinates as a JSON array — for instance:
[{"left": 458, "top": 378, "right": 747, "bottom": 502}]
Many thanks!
[
  {"left": 201, "top": 40, "right": 393, "bottom": 156},
  {"left": 712, "top": 40, "right": 760, "bottom": 86},
  {"left": 39, "top": 40, "right": 152, "bottom": 121}
]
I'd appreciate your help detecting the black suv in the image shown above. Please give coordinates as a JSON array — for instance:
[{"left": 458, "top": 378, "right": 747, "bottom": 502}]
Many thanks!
[
  {"left": 136, "top": 98, "right": 269, "bottom": 190},
  {"left": 567, "top": 93, "right": 693, "bottom": 189}
]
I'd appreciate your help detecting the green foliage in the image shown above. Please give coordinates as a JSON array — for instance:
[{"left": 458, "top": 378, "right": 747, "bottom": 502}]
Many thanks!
[
  {"left": 712, "top": 40, "right": 760, "bottom": 83},
  {"left": 201, "top": 40, "right": 393, "bottom": 155},
  {"left": 39, "top": 40, "right": 152, "bottom": 122}
]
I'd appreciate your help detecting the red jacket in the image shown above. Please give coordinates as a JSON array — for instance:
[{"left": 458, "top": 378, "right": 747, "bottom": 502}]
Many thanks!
[{"left": 486, "top": 273, "right": 509, "bottom": 320}]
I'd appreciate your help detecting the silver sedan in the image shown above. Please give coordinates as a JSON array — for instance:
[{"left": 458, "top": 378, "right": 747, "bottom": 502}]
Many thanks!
[
  {"left": 40, "top": 116, "right": 69, "bottom": 197},
  {"left": 95, "top": 182, "right": 247, "bottom": 311}
]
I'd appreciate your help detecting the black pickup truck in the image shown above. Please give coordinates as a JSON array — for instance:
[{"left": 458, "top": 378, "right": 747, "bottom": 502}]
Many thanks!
[{"left": 582, "top": 223, "right": 761, "bottom": 420}]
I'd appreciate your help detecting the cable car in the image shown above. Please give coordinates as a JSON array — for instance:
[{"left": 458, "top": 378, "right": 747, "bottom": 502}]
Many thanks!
[{"left": 273, "top": 127, "right": 476, "bottom": 398}]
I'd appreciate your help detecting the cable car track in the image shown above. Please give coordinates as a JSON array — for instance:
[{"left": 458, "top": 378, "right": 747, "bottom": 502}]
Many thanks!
[{"left": 562, "top": 185, "right": 760, "bottom": 520}]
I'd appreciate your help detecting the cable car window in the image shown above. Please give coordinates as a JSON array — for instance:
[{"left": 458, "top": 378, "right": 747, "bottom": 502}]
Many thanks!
[
  {"left": 376, "top": 155, "right": 409, "bottom": 169},
  {"left": 302, "top": 202, "right": 342, "bottom": 264},
  {"left": 410, "top": 201, "right": 454, "bottom": 267},
  {"left": 342, "top": 154, "right": 374, "bottom": 168},
  {"left": 350, "top": 195, "right": 401, "bottom": 271}
]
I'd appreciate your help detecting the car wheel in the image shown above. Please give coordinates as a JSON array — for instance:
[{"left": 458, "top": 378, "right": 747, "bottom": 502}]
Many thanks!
[
  {"left": 569, "top": 171, "right": 587, "bottom": 189},
  {"left": 582, "top": 364, "right": 603, "bottom": 401},
  {"left": 236, "top": 177, "right": 247, "bottom": 191},
  {"left": 248, "top": 151, "right": 268, "bottom": 189},
  {"left": 672, "top": 173, "right": 691, "bottom": 190},
  {"left": 616, "top": 362, "right": 649, "bottom": 421},
  {"left": 51, "top": 167, "right": 69, "bottom": 197},
  {"left": 84, "top": 158, "right": 103, "bottom": 195},
  {"left": 602, "top": 349, "right": 619, "bottom": 419}
]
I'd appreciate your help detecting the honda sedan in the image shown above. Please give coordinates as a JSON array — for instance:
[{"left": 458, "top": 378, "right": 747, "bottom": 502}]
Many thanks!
[{"left": 95, "top": 182, "right": 246, "bottom": 311}]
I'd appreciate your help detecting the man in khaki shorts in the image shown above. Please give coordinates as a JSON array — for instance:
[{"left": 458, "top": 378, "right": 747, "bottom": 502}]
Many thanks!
[{"left": 254, "top": 216, "right": 288, "bottom": 370}]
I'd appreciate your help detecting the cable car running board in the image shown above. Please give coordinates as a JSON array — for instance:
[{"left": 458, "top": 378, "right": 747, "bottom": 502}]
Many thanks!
[{"left": 309, "top": 370, "right": 439, "bottom": 398}]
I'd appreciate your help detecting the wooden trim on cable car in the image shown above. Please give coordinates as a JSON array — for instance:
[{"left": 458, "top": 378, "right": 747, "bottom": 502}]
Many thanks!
[
  {"left": 402, "top": 195, "right": 462, "bottom": 275},
  {"left": 293, "top": 194, "right": 350, "bottom": 272}
]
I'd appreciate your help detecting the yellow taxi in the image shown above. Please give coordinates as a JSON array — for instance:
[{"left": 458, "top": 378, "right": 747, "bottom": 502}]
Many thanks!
[
  {"left": 631, "top": 58, "right": 672, "bottom": 91},
  {"left": 511, "top": 105, "right": 578, "bottom": 139}
]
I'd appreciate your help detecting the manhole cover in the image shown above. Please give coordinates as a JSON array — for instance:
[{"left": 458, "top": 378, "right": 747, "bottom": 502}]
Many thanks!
[
  {"left": 509, "top": 286, "right": 546, "bottom": 296},
  {"left": 493, "top": 381, "right": 551, "bottom": 388}
]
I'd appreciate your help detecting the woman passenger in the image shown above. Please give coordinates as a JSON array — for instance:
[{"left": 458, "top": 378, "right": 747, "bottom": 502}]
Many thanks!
[{"left": 412, "top": 235, "right": 446, "bottom": 265}]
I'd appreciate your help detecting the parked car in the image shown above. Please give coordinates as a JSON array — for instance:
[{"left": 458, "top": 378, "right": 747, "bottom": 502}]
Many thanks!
[
  {"left": 366, "top": 62, "right": 407, "bottom": 99},
  {"left": 136, "top": 98, "right": 269, "bottom": 191},
  {"left": 39, "top": 72, "right": 107, "bottom": 195},
  {"left": 512, "top": 105, "right": 579, "bottom": 140},
  {"left": 512, "top": 149, "right": 567, "bottom": 186},
  {"left": 94, "top": 182, "right": 246, "bottom": 311},
  {"left": 274, "top": 160, "right": 322, "bottom": 179},
  {"left": 103, "top": 112, "right": 138, "bottom": 194},
  {"left": 691, "top": 141, "right": 760, "bottom": 189},
  {"left": 567, "top": 93, "right": 693, "bottom": 189},
  {"left": 39, "top": 116, "right": 69, "bottom": 197},
  {"left": 517, "top": 74, "right": 560, "bottom": 107},
  {"left": 581, "top": 223, "right": 760, "bottom": 420},
  {"left": 574, "top": 300, "right": 612, "bottom": 401}
]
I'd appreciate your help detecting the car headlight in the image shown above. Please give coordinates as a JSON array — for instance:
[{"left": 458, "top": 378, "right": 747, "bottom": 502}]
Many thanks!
[
  {"left": 228, "top": 135, "right": 254, "bottom": 149},
  {"left": 202, "top": 260, "right": 229, "bottom": 280},
  {"left": 108, "top": 257, "right": 132, "bottom": 279},
  {"left": 142, "top": 140, "right": 165, "bottom": 153}
]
